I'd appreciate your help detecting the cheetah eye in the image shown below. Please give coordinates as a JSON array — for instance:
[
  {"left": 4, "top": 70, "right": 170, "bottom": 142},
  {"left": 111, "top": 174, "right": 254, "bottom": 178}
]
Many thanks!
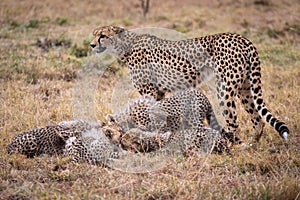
[{"left": 98, "top": 34, "right": 106, "bottom": 44}]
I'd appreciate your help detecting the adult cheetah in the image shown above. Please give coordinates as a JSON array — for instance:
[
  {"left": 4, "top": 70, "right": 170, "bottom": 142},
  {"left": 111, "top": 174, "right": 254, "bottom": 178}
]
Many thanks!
[{"left": 90, "top": 25, "right": 289, "bottom": 142}]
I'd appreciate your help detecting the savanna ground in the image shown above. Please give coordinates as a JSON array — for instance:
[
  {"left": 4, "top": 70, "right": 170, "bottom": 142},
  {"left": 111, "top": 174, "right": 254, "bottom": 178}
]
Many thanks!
[{"left": 0, "top": 0, "right": 300, "bottom": 199}]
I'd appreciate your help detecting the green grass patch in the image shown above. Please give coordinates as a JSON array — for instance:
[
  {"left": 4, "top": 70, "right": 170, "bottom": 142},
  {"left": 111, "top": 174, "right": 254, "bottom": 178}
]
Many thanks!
[
  {"left": 26, "top": 19, "right": 40, "bottom": 28},
  {"left": 56, "top": 17, "right": 68, "bottom": 26}
]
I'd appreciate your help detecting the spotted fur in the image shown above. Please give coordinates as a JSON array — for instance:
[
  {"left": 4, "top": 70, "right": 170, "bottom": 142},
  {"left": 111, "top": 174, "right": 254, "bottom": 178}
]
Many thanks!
[
  {"left": 91, "top": 25, "right": 289, "bottom": 142},
  {"left": 108, "top": 88, "right": 233, "bottom": 153},
  {"left": 7, "top": 122, "right": 85, "bottom": 158},
  {"left": 7, "top": 120, "right": 176, "bottom": 162},
  {"left": 8, "top": 117, "right": 229, "bottom": 163},
  {"left": 108, "top": 88, "right": 239, "bottom": 144}
]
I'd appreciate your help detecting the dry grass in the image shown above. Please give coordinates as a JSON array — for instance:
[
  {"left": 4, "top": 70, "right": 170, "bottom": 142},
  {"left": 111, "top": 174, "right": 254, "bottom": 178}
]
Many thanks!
[{"left": 0, "top": 0, "right": 299, "bottom": 199}]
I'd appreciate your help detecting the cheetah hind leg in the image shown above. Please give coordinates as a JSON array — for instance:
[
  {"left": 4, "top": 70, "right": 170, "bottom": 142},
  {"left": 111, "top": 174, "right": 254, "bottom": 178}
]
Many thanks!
[
  {"left": 206, "top": 103, "right": 243, "bottom": 145},
  {"left": 238, "top": 82, "right": 266, "bottom": 143},
  {"left": 216, "top": 81, "right": 243, "bottom": 145}
]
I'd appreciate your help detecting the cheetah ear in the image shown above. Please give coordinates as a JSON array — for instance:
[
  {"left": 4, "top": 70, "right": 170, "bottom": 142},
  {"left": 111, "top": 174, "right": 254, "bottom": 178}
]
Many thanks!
[
  {"left": 106, "top": 115, "right": 116, "bottom": 123},
  {"left": 117, "top": 27, "right": 125, "bottom": 35},
  {"left": 110, "top": 25, "right": 125, "bottom": 34}
]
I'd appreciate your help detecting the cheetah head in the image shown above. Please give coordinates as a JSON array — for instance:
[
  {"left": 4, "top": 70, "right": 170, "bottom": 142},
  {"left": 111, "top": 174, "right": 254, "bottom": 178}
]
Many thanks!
[{"left": 90, "top": 25, "right": 125, "bottom": 54}]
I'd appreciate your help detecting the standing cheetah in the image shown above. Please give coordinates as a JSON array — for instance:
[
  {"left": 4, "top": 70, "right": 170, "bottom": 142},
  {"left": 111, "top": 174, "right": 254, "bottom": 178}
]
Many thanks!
[{"left": 90, "top": 25, "right": 289, "bottom": 142}]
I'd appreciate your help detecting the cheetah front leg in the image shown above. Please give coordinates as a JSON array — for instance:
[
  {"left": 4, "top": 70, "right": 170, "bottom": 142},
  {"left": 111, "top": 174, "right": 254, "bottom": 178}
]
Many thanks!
[{"left": 130, "top": 68, "right": 166, "bottom": 100}]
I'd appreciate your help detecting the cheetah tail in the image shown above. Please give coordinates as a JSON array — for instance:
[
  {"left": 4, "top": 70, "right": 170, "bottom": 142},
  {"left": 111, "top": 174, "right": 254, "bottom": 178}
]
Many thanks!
[{"left": 249, "top": 53, "right": 289, "bottom": 140}]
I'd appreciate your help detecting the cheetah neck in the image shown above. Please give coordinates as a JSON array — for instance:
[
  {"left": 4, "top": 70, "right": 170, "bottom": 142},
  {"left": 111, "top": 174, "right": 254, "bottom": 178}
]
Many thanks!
[
  {"left": 114, "top": 30, "right": 165, "bottom": 60},
  {"left": 111, "top": 30, "right": 138, "bottom": 58}
]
